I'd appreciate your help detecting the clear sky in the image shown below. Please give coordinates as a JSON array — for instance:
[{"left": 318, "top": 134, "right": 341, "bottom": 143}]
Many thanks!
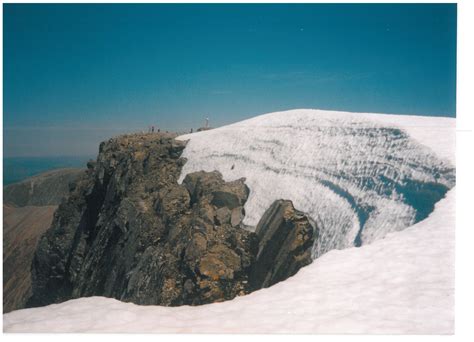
[{"left": 3, "top": 3, "right": 456, "bottom": 157}]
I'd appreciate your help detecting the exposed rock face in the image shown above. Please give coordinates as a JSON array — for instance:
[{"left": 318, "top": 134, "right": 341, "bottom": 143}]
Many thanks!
[
  {"left": 27, "top": 133, "right": 317, "bottom": 309},
  {"left": 3, "top": 168, "right": 84, "bottom": 207},
  {"left": 27, "top": 134, "right": 250, "bottom": 307},
  {"left": 124, "top": 169, "right": 257, "bottom": 305},
  {"left": 249, "top": 200, "right": 317, "bottom": 290}
]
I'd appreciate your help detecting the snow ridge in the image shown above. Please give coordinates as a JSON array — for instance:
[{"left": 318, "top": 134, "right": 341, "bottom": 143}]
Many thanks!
[
  {"left": 3, "top": 109, "right": 455, "bottom": 334},
  {"left": 177, "top": 109, "right": 455, "bottom": 257}
]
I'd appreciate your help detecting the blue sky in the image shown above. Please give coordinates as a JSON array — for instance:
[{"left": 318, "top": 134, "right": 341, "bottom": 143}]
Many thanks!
[{"left": 3, "top": 4, "right": 456, "bottom": 156}]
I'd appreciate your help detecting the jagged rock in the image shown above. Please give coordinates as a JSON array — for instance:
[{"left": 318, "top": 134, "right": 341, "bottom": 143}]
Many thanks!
[
  {"left": 155, "top": 185, "right": 190, "bottom": 222},
  {"left": 211, "top": 191, "right": 240, "bottom": 209},
  {"left": 183, "top": 171, "right": 249, "bottom": 208},
  {"left": 27, "top": 133, "right": 258, "bottom": 308},
  {"left": 182, "top": 171, "right": 222, "bottom": 202},
  {"left": 198, "top": 245, "right": 241, "bottom": 280},
  {"left": 26, "top": 133, "right": 318, "bottom": 309},
  {"left": 249, "top": 200, "right": 318, "bottom": 290}
]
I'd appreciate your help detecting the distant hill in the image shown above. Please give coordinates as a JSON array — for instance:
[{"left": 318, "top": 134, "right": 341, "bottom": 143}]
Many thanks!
[
  {"left": 3, "top": 167, "right": 84, "bottom": 313},
  {"left": 3, "top": 168, "right": 84, "bottom": 207},
  {"left": 3, "top": 204, "right": 57, "bottom": 313},
  {"left": 3, "top": 156, "right": 92, "bottom": 185}
]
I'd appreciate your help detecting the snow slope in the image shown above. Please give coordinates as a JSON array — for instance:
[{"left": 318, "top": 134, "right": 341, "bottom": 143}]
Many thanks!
[
  {"left": 3, "top": 188, "right": 455, "bottom": 334},
  {"left": 3, "top": 109, "right": 455, "bottom": 333},
  {"left": 177, "top": 109, "right": 455, "bottom": 256}
]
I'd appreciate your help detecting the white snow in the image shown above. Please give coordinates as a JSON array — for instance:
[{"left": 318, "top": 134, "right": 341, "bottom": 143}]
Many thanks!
[
  {"left": 177, "top": 109, "right": 455, "bottom": 256},
  {"left": 3, "top": 188, "right": 455, "bottom": 334},
  {"left": 3, "top": 109, "right": 455, "bottom": 334}
]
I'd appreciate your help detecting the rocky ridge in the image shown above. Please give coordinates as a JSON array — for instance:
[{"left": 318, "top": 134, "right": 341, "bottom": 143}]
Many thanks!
[{"left": 27, "top": 133, "right": 318, "bottom": 308}]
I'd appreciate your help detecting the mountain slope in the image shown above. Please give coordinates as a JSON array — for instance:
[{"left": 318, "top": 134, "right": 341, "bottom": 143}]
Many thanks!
[
  {"left": 3, "top": 109, "right": 455, "bottom": 333},
  {"left": 3, "top": 168, "right": 84, "bottom": 207},
  {"left": 3, "top": 204, "right": 57, "bottom": 313},
  {"left": 24, "top": 133, "right": 317, "bottom": 309},
  {"left": 177, "top": 109, "right": 455, "bottom": 256},
  {"left": 3, "top": 168, "right": 84, "bottom": 313},
  {"left": 3, "top": 188, "right": 455, "bottom": 333}
]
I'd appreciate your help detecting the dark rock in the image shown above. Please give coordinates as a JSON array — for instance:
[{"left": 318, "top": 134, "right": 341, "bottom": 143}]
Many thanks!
[
  {"left": 211, "top": 191, "right": 241, "bottom": 209},
  {"left": 86, "top": 160, "right": 96, "bottom": 170},
  {"left": 249, "top": 200, "right": 318, "bottom": 290},
  {"left": 169, "top": 140, "right": 187, "bottom": 158},
  {"left": 27, "top": 133, "right": 258, "bottom": 308},
  {"left": 183, "top": 171, "right": 249, "bottom": 208},
  {"left": 26, "top": 132, "right": 318, "bottom": 309},
  {"left": 155, "top": 185, "right": 190, "bottom": 223}
]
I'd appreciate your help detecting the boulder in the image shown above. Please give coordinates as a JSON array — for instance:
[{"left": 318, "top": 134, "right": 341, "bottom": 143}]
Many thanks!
[
  {"left": 215, "top": 207, "right": 231, "bottom": 225},
  {"left": 230, "top": 207, "right": 244, "bottom": 227},
  {"left": 249, "top": 200, "right": 318, "bottom": 290},
  {"left": 211, "top": 191, "right": 241, "bottom": 209}
]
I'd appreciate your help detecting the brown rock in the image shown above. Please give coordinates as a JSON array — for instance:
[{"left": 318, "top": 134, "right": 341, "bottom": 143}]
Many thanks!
[
  {"left": 199, "top": 245, "right": 241, "bottom": 281},
  {"left": 249, "top": 200, "right": 318, "bottom": 290},
  {"left": 215, "top": 207, "right": 231, "bottom": 225},
  {"left": 231, "top": 206, "right": 244, "bottom": 227},
  {"left": 26, "top": 132, "right": 318, "bottom": 310},
  {"left": 27, "top": 134, "right": 257, "bottom": 308}
]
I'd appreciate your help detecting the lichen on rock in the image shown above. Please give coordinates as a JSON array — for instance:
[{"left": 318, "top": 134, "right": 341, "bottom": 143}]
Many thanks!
[{"left": 27, "top": 133, "right": 317, "bottom": 308}]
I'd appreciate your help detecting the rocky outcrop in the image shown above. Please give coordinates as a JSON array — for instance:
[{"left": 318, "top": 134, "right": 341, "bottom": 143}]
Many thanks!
[
  {"left": 27, "top": 134, "right": 250, "bottom": 307},
  {"left": 249, "top": 200, "right": 317, "bottom": 290},
  {"left": 27, "top": 133, "right": 317, "bottom": 309},
  {"left": 123, "top": 169, "right": 257, "bottom": 305},
  {"left": 3, "top": 168, "right": 84, "bottom": 207}
]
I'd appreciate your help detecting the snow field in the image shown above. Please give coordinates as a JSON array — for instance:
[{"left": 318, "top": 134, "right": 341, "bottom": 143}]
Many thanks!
[{"left": 4, "top": 188, "right": 455, "bottom": 333}]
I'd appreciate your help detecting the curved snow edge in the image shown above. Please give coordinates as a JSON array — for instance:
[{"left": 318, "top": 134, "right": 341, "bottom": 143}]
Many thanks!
[{"left": 4, "top": 188, "right": 455, "bottom": 334}]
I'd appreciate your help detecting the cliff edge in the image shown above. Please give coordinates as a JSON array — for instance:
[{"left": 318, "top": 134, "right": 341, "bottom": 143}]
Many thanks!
[{"left": 27, "top": 133, "right": 317, "bottom": 308}]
